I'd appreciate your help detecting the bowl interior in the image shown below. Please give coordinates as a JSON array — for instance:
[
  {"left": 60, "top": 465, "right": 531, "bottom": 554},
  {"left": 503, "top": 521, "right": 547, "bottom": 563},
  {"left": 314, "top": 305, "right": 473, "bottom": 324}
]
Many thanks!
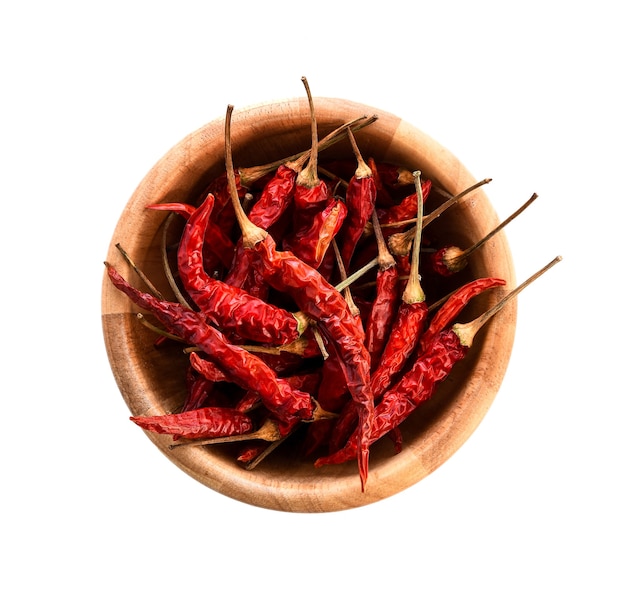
[{"left": 101, "top": 97, "right": 516, "bottom": 513}]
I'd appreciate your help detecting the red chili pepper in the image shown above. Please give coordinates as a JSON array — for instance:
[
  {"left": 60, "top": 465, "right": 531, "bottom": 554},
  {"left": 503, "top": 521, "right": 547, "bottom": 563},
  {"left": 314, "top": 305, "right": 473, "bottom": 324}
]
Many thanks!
[
  {"left": 316, "top": 256, "right": 562, "bottom": 468},
  {"left": 105, "top": 262, "right": 316, "bottom": 424},
  {"left": 338, "top": 128, "right": 378, "bottom": 271},
  {"left": 283, "top": 195, "right": 348, "bottom": 269},
  {"left": 328, "top": 172, "right": 427, "bottom": 451},
  {"left": 148, "top": 199, "right": 235, "bottom": 271},
  {"left": 180, "top": 365, "right": 213, "bottom": 412},
  {"left": 177, "top": 193, "right": 307, "bottom": 345},
  {"left": 418, "top": 277, "right": 506, "bottom": 355},
  {"left": 376, "top": 179, "right": 432, "bottom": 228},
  {"left": 130, "top": 406, "right": 255, "bottom": 440},
  {"left": 225, "top": 164, "right": 298, "bottom": 291},
  {"left": 364, "top": 208, "right": 401, "bottom": 371},
  {"left": 366, "top": 157, "right": 395, "bottom": 207},
  {"left": 224, "top": 104, "right": 374, "bottom": 490},
  {"left": 369, "top": 171, "right": 428, "bottom": 400},
  {"left": 291, "top": 77, "right": 330, "bottom": 216},
  {"left": 316, "top": 328, "right": 468, "bottom": 467}
]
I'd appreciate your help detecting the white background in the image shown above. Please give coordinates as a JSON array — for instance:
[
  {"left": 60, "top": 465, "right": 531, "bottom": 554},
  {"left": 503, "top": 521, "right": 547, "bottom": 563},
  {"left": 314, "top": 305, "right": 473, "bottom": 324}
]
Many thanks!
[{"left": 2, "top": 1, "right": 623, "bottom": 603}]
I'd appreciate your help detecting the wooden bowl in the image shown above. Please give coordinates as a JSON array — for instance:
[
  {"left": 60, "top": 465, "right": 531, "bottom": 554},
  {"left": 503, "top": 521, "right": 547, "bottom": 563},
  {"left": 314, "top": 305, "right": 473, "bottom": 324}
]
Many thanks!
[{"left": 101, "top": 98, "right": 516, "bottom": 513}]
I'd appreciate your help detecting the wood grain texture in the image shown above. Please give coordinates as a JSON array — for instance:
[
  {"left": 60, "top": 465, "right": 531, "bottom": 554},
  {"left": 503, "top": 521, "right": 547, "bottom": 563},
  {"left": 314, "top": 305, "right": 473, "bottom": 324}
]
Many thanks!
[{"left": 101, "top": 98, "right": 516, "bottom": 513}]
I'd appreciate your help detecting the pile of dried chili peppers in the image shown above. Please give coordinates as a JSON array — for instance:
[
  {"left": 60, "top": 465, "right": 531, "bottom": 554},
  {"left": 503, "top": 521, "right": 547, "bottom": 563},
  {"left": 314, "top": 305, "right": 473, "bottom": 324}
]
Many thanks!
[{"left": 106, "top": 78, "right": 561, "bottom": 492}]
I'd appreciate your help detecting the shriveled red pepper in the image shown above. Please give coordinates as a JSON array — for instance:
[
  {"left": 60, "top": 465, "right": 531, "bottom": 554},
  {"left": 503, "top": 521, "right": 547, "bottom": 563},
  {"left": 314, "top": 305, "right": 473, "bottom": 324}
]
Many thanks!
[
  {"left": 328, "top": 172, "right": 428, "bottom": 451},
  {"left": 147, "top": 200, "right": 235, "bottom": 271},
  {"left": 177, "top": 192, "right": 307, "bottom": 345},
  {"left": 369, "top": 171, "right": 429, "bottom": 400},
  {"left": 225, "top": 164, "right": 298, "bottom": 292},
  {"left": 375, "top": 179, "right": 432, "bottom": 229},
  {"left": 283, "top": 195, "right": 348, "bottom": 269},
  {"left": 224, "top": 104, "right": 374, "bottom": 490},
  {"left": 291, "top": 77, "right": 330, "bottom": 219},
  {"left": 316, "top": 256, "right": 562, "bottom": 468},
  {"left": 131, "top": 406, "right": 254, "bottom": 441},
  {"left": 364, "top": 208, "right": 401, "bottom": 371},
  {"left": 180, "top": 365, "right": 213, "bottom": 412},
  {"left": 105, "top": 262, "right": 316, "bottom": 424},
  {"left": 370, "top": 159, "right": 415, "bottom": 189},
  {"left": 316, "top": 328, "right": 468, "bottom": 467},
  {"left": 418, "top": 277, "right": 506, "bottom": 355},
  {"left": 338, "top": 128, "right": 377, "bottom": 271}
]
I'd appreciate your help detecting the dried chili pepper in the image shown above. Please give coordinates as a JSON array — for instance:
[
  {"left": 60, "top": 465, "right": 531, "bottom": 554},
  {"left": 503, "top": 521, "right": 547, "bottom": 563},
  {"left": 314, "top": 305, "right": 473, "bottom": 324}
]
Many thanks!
[
  {"left": 180, "top": 365, "right": 213, "bottom": 412},
  {"left": 177, "top": 192, "right": 307, "bottom": 345},
  {"left": 418, "top": 277, "right": 506, "bottom": 355},
  {"left": 431, "top": 193, "right": 538, "bottom": 276},
  {"left": 328, "top": 172, "right": 428, "bottom": 451},
  {"left": 105, "top": 262, "right": 317, "bottom": 424},
  {"left": 316, "top": 256, "right": 562, "bottom": 468},
  {"left": 224, "top": 164, "right": 298, "bottom": 292},
  {"left": 294, "top": 78, "right": 328, "bottom": 208},
  {"left": 224, "top": 110, "right": 371, "bottom": 292},
  {"left": 369, "top": 171, "right": 429, "bottom": 400},
  {"left": 364, "top": 208, "right": 401, "bottom": 371},
  {"left": 338, "top": 128, "right": 377, "bottom": 271},
  {"left": 131, "top": 406, "right": 254, "bottom": 441},
  {"left": 148, "top": 199, "right": 235, "bottom": 271},
  {"left": 224, "top": 104, "right": 374, "bottom": 491},
  {"left": 283, "top": 195, "right": 348, "bottom": 269}
]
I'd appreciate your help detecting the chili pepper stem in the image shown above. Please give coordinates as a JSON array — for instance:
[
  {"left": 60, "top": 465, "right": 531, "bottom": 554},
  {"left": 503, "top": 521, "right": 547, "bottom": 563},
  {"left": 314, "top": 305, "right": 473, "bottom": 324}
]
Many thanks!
[
  {"left": 244, "top": 439, "right": 287, "bottom": 470},
  {"left": 332, "top": 239, "right": 360, "bottom": 316},
  {"left": 335, "top": 256, "right": 380, "bottom": 292},
  {"left": 224, "top": 105, "right": 268, "bottom": 248},
  {"left": 386, "top": 178, "right": 492, "bottom": 255},
  {"left": 311, "top": 324, "right": 330, "bottom": 360},
  {"left": 160, "top": 213, "right": 192, "bottom": 308},
  {"left": 453, "top": 255, "right": 562, "bottom": 347},
  {"left": 169, "top": 418, "right": 283, "bottom": 449},
  {"left": 261, "top": 115, "right": 378, "bottom": 180},
  {"left": 295, "top": 76, "right": 320, "bottom": 188},
  {"left": 346, "top": 127, "right": 372, "bottom": 179},
  {"left": 115, "top": 243, "right": 164, "bottom": 300},
  {"left": 136, "top": 313, "right": 185, "bottom": 342},
  {"left": 442, "top": 192, "right": 539, "bottom": 273},
  {"left": 371, "top": 206, "right": 396, "bottom": 271},
  {"left": 402, "top": 171, "right": 426, "bottom": 304}
]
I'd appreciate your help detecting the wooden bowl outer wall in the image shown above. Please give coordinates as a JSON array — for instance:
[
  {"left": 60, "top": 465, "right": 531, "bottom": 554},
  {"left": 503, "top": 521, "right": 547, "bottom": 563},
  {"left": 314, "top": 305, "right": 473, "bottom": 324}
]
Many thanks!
[{"left": 101, "top": 98, "right": 516, "bottom": 513}]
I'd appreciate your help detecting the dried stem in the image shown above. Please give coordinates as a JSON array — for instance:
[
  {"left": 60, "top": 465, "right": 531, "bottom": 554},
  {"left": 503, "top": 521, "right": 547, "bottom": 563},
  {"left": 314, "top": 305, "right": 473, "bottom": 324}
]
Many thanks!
[
  {"left": 115, "top": 243, "right": 163, "bottom": 299},
  {"left": 401, "top": 171, "right": 425, "bottom": 304},
  {"left": 241, "top": 115, "right": 378, "bottom": 185},
  {"left": 224, "top": 105, "right": 268, "bottom": 247},
  {"left": 169, "top": 418, "right": 283, "bottom": 449},
  {"left": 346, "top": 127, "right": 372, "bottom": 179},
  {"left": 160, "top": 213, "right": 192, "bottom": 308},
  {"left": 464, "top": 192, "right": 538, "bottom": 258},
  {"left": 295, "top": 76, "right": 320, "bottom": 188},
  {"left": 453, "top": 255, "right": 563, "bottom": 347},
  {"left": 387, "top": 178, "right": 492, "bottom": 256},
  {"left": 332, "top": 239, "right": 360, "bottom": 316},
  {"left": 371, "top": 208, "right": 395, "bottom": 271}
]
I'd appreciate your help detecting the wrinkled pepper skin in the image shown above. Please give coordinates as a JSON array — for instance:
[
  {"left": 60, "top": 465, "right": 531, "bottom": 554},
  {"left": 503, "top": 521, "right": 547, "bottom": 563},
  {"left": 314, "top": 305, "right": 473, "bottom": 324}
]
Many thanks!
[
  {"left": 418, "top": 277, "right": 506, "bottom": 355},
  {"left": 249, "top": 234, "right": 374, "bottom": 491},
  {"left": 177, "top": 193, "right": 303, "bottom": 345},
  {"left": 315, "top": 329, "right": 467, "bottom": 468},
  {"left": 131, "top": 406, "right": 254, "bottom": 440},
  {"left": 106, "top": 263, "right": 315, "bottom": 423}
]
